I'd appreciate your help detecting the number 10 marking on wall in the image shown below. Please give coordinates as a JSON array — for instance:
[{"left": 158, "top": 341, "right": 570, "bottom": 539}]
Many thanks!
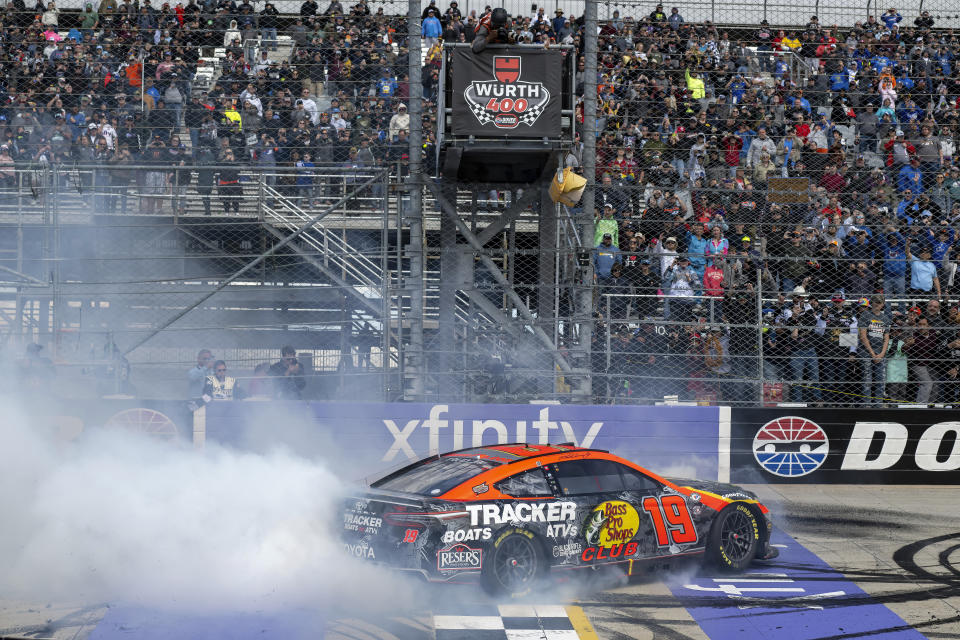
[{"left": 642, "top": 495, "right": 698, "bottom": 546}]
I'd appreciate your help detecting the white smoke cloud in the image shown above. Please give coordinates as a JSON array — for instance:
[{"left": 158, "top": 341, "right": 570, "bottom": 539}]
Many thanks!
[{"left": 0, "top": 399, "right": 420, "bottom": 615}]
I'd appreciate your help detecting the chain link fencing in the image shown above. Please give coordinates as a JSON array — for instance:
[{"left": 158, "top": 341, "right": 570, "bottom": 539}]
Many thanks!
[
  {"left": 1, "top": 162, "right": 404, "bottom": 401},
  {"left": 3, "top": 0, "right": 960, "bottom": 408}
]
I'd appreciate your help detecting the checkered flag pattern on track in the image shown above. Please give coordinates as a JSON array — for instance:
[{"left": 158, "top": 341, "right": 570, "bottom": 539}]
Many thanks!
[{"left": 433, "top": 604, "right": 579, "bottom": 640}]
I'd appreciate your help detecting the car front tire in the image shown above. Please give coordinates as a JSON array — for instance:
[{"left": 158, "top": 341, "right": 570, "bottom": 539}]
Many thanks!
[{"left": 707, "top": 503, "right": 760, "bottom": 571}]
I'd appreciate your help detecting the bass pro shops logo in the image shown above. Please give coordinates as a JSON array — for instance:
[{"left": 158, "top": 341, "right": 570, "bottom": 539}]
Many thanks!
[
  {"left": 463, "top": 56, "right": 550, "bottom": 129},
  {"left": 753, "top": 416, "right": 829, "bottom": 477}
]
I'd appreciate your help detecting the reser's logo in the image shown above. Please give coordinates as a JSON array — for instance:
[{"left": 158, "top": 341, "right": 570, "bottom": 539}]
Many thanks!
[
  {"left": 753, "top": 416, "right": 829, "bottom": 477},
  {"left": 463, "top": 56, "right": 550, "bottom": 129},
  {"left": 437, "top": 544, "right": 482, "bottom": 571}
]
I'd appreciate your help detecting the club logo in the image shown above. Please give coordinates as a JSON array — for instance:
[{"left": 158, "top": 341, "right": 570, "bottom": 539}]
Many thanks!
[
  {"left": 753, "top": 416, "right": 830, "bottom": 477},
  {"left": 437, "top": 544, "right": 482, "bottom": 571},
  {"left": 582, "top": 500, "right": 640, "bottom": 549},
  {"left": 463, "top": 55, "right": 551, "bottom": 130}
]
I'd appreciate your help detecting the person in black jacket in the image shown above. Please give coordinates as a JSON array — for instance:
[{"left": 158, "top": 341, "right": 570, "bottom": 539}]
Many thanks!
[
  {"left": 194, "top": 144, "right": 217, "bottom": 216},
  {"left": 260, "top": 1, "right": 280, "bottom": 49},
  {"left": 217, "top": 148, "right": 242, "bottom": 214},
  {"left": 300, "top": 0, "right": 317, "bottom": 18},
  {"left": 812, "top": 240, "right": 846, "bottom": 297},
  {"left": 268, "top": 345, "right": 306, "bottom": 399},
  {"left": 168, "top": 136, "right": 192, "bottom": 214},
  {"left": 184, "top": 95, "right": 209, "bottom": 150},
  {"left": 472, "top": 7, "right": 514, "bottom": 54}
]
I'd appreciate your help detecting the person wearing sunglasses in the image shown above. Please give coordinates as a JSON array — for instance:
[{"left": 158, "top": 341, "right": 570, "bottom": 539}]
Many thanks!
[
  {"left": 190, "top": 359, "right": 245, "bottom": 410},
  {"left": 203, "top": 360, "right": 243, "bottom": 401}
]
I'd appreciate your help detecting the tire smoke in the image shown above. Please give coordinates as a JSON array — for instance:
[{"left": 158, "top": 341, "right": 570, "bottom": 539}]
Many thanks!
[{"left": 0, "top": 400, "right": 418, "bottom": 614}]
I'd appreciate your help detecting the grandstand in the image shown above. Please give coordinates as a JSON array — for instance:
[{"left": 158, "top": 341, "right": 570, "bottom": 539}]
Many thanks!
[{"left": 1, "top": 0, "right": 958, "bottom": 407}]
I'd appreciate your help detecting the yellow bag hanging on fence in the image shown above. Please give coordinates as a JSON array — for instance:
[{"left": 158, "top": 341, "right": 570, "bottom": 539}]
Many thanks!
[{"left": 548, "top": 167, "right": 587, "bottom": 207}]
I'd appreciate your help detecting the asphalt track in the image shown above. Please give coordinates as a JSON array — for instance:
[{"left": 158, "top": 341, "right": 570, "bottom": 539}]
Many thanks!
[{"left": 1, "top": 485, "right": 957, "bottom": 640}]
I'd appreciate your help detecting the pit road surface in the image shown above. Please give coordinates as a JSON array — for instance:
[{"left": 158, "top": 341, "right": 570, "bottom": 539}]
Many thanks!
[{"left": 1, "top": 485, "right": 957, "bottom": 639}]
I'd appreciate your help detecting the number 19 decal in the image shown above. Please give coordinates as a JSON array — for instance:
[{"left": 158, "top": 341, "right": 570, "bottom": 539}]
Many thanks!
[{"left": 641, "top": 495, "right": 698, "bottom": 546}]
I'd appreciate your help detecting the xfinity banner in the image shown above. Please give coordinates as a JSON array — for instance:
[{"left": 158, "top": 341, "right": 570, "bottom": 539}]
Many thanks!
[
  {"left": 451, "top": 48, "right": 561, "bottom": 137},
  {"left": 729, "top": 408, "right": 960, "bottom": 484},
  {"left": 203, "top": 402, "right": 720, "bottom": 481}
]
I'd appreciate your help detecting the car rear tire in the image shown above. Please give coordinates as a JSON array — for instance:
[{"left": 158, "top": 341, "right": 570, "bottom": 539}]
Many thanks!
[
  {"left": 482, "top": 528, "right": 546, "bottom": 597},
  {"left": 708, "top": 503, "right": 760, "bottom": 571}
]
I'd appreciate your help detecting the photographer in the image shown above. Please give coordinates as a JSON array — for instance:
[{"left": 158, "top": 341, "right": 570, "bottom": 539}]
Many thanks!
[
  {"left": 268, "top": 345, "right": 306, "bottom": 400},
  {"left": 472, "top": 7, "right": 515, "bottom": 54}
]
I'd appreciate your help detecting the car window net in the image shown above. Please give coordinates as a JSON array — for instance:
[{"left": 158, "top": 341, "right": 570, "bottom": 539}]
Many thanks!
[{"left": 496, "top": 468, "right": 552, "bottom": 497}]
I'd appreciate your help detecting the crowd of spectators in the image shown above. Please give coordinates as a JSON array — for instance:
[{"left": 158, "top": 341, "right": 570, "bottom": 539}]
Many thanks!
[
  {"left": 576, "top": 4, "right": 960, "bottom": 405},
  {"left": 0, "top": 0, "right": 432, "bottom": 212},
  {"left": 2, "top": 0, "right": 959, "bottom": 405}
]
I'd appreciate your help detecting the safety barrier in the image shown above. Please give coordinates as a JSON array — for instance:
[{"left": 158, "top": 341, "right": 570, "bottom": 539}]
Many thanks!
[
  {"left": 21, "top": 397, "right": 960, "bottom": 484},
  {"left": 196, "top": 401, "right": 960, "bottom": 484}
]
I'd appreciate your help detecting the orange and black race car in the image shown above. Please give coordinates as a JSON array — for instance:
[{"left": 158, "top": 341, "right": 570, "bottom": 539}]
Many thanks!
[{"left": 342, "top": 443, "right": 777, "bottom": 596}]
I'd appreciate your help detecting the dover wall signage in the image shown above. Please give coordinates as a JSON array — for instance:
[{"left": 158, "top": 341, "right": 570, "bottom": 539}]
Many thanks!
[
  {"left": 451, "top": 48, "right": 561, "bottom": 137},
  {"left": 731, "top": 408, "right": 960, "bottom": 484}
]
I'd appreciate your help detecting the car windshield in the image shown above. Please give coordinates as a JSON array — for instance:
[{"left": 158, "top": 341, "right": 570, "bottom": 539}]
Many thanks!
[{"left": 373, "top": 455, "right": 500, "bottom": 496}]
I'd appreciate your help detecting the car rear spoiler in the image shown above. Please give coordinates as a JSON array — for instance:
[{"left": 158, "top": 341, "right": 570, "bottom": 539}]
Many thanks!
[{"left": 346, "top": 487, "right": 429, "bottom": 509}]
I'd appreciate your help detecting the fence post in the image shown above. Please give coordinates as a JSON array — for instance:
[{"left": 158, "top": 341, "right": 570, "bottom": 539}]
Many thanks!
[
  {"left": 757, "top": 266, "right": 765, "bottom": 405},
  {"left": 257, "top": 169, "right": 264, "bottom": 222},
  {"left": 405, "top": 0, "right": 425, "bottom": 401},
  {"left": 605, "top": 294, "right": 611, "bottom": 372}
]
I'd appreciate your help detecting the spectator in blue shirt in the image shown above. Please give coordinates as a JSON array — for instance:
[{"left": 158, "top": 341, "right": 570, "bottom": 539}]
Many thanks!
[
  {"left": 896, "top": 75, "right": 915, "bottom": 93},
  {"left": 896, "top": 98, "right": 923, "bottom": 123},
  {"left": 875, "top": 229, "right": 907, "bottom": 317},
  {"left": 881, "top": 8, "right": 902, "bottom": 30},
  {"left": 897, "top": 192, "right": 921, "bottom": 223},
  {"left": 773, "top": 58, "right": 789, "bottom": 80},
  {"left": 376, "top": 69, "right": 398, "bottom": 97},
  {"left": 736, "top": 122, "right": 756, "bottom": 164},
  {"left": 551, "top": 9, "right": 566, "bottom": 34},
  {"left": 422, "top": 9, "right": 443, "bottom": 46},
  {"left": 898, "top": 157, "right": 923, "bottom": 193},
  {"left": 727, "top": 74, "right": 747, "bottom": 103},
  {"left": 927, "top": 226, "right": 955, "bottom": 265},
  {"left": 594, "top": 233, "right": 622, "bottom": 283},
  {"left": 937, "top": 49, "right": 953, "bottom": 76},
  {"left": 829, "top": 68, "right": 850, "bottom": 91},
  {"left": 667, "top": 7, "right": 684, "bottom": 29},
  {"left": 871, "top": 54, "right": 894, "bottom": 73},
  {"left": 686, "top": 224, "right": 709, "bottom": 286},
  {"left": 65, "top": 106, "right": 86, "bottom": 139},
  {"left": 786, "top": 90, "right": 811, "bottom": 114},
  {"left": 905, "top": 240, "right": 942, "bottom": 298}
]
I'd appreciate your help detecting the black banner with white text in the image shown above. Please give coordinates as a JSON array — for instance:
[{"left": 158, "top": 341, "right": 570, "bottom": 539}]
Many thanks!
[
  {"left": 451, "top": 47, "right": 561, "bottom": 137},
  {"left": 729, "top": 408, "right": 960, "bottom": 484}
]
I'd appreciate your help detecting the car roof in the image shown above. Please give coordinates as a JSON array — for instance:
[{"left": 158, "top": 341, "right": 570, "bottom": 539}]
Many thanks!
[
  {"left": 437, "top": 446, "right": 637, "bottom": 501},
  {"left": 369, "top": 443, "right": 603, "bottom": 492},
  {"left": 442, "top": 442, "right": 596, "bottom": 462}
]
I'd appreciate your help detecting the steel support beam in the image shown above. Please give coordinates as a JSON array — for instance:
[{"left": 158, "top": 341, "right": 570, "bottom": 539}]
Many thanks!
[
  {"left": 538, "top": 188, "right": 557, "bottom": 397},
  {"left": 437, "top": 181, "right": 458, "bottom": 401},
  {"left": 573, "top": 0, "right": 599, "bottom": 402},
  {"left": 405, "top": 0, "right": 425, "bottom": 401},
  {"left": 475, "top": 187, "right": 542, "bottom": 246},
  {"left": 427, "top": 182, "right": 574, "bottom": 376},
  {"left": 123, "top": 172, "right": 383, "bottom": 356}
]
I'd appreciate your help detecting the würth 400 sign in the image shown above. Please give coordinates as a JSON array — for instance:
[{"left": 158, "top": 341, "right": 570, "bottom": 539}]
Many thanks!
[{"left": 463, "top": 55, "right": 551, "bottom": 130}]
